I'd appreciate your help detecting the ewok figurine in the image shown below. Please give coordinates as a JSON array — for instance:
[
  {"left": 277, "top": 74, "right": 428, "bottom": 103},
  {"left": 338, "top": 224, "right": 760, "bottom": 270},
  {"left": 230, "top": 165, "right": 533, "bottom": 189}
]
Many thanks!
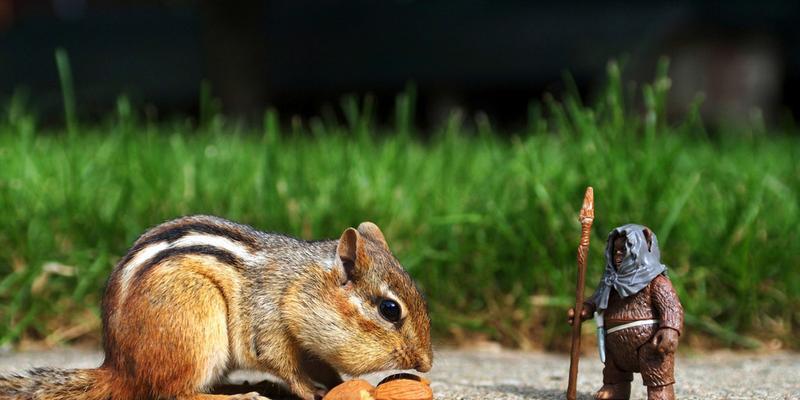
[{"left": 569, "top": 224, "right": 684, "bottom": 400}]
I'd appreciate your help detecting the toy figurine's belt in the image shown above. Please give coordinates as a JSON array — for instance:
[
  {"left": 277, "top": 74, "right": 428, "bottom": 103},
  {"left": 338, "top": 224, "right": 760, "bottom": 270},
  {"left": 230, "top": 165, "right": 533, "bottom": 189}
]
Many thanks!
[{"left": 606, "top": 319, "right": 660, "bottom": 334}]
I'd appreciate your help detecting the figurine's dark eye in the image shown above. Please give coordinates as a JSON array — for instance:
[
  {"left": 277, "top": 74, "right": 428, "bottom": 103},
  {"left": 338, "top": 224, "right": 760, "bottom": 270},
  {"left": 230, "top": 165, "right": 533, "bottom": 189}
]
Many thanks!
[{"left": 379, "top": 299, "right": 402, "bottom": 323}]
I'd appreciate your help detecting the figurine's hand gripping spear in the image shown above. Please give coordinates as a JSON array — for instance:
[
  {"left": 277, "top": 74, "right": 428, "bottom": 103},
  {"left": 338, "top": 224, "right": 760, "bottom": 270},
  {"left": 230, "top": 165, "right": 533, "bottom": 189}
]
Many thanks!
[{"left": 567, "top": 187, "right": 594, "bottom": 400}]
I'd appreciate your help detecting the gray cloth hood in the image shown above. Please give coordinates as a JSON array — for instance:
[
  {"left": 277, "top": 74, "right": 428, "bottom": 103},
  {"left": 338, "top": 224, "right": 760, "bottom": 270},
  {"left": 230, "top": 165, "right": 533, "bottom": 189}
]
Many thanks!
[{"left": 590, "top": 224, "right": 667, "bottom": 311}]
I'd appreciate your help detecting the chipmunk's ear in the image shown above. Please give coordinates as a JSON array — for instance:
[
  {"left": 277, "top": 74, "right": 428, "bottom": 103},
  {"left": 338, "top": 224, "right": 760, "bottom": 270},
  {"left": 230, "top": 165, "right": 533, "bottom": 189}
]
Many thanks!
[
  {"left": 337, "top": 227, "right": 361, "bottom": 282},
  {"left": 357, "top": 221, "right": 389, "bottom": 250}
]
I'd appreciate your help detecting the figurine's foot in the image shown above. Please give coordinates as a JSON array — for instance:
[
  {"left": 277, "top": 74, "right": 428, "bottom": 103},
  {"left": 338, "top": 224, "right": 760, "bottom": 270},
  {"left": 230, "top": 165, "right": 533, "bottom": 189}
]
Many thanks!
[
  {"left": 594, "top": 383, "right": 631, "bottom": 399},
  {"left": 646, "top": 384, "right": 675, "bottom": 400}
]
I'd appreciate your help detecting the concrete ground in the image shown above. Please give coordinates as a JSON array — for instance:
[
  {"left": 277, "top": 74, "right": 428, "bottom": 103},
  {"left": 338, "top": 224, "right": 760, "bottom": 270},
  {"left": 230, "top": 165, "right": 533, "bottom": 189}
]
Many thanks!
[{"left": 1, "top": 347, "right": 798, "bottom": 399}]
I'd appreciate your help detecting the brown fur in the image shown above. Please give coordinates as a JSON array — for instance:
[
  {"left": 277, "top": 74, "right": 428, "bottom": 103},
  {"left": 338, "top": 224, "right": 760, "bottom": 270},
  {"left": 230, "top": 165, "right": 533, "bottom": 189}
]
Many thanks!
[{"left": 0, "top": 215, "right": 432, "bottom": 400}]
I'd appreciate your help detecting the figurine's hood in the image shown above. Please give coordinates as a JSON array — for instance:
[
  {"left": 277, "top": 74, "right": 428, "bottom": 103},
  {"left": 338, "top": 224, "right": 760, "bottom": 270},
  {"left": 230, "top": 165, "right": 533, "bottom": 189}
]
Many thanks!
[{"left": 590, "top": 224, "right": 666, "bottom": 311}]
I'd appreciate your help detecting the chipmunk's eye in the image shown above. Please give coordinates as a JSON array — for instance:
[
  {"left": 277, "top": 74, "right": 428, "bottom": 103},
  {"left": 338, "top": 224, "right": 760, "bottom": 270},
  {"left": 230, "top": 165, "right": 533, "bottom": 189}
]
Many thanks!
[{"left": 379, "top": 299, "right": 402, "bottom": 323}]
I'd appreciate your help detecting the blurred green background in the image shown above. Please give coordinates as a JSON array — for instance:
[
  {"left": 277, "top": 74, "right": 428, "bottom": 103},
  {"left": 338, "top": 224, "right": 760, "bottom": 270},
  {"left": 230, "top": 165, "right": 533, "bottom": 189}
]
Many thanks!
[
  {"left": 2, "top": 60, "right": 798, "bottom": 350},
  {"left": 1, "top": 1, "right": 798, "bottom": 351}
]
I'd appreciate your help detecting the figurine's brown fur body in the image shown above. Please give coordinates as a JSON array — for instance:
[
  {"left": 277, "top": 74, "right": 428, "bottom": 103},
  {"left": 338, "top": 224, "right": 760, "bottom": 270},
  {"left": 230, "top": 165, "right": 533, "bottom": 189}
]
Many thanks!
[
  {"left": 570, "top": 225, "right": 684, "bottom": 400},
  {"left": 590, "top": 274, "right": 683, "bottom": 389},
  {"left": 0, "top": 215, "right": 432, "bottom": 400}
]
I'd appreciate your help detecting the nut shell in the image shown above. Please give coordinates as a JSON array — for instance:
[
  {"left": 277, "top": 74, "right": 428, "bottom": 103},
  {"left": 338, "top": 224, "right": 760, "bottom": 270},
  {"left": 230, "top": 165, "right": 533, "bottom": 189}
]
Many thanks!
[
  {"left": 373, "top": 379, "right": 433, "bottom": 400},
  {"left": 323, "top": 379, "right": 376, "bottom": 400},
  {"left": 377, "top": 373, "right": 431, "bottom": 386}
]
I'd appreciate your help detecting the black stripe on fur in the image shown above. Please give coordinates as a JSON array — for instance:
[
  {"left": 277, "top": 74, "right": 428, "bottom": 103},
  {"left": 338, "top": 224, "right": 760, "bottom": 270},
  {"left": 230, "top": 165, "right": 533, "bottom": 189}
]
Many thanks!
[{"left": 133, "top": 245, "right": 244, "bottom": 281}]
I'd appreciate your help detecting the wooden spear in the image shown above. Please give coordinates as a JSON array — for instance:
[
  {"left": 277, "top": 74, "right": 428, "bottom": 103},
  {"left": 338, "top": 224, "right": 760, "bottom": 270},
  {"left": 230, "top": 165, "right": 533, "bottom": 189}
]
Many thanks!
[{"left": 567, "top": 186, "right": 595, "bottom": 400}]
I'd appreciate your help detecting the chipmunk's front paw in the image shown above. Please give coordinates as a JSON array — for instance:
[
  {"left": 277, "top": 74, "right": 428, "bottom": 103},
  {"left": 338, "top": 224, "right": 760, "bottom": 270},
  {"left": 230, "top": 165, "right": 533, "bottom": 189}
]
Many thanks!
[{"left": 229, "top": 392, "right": 270, "bottom": 400}]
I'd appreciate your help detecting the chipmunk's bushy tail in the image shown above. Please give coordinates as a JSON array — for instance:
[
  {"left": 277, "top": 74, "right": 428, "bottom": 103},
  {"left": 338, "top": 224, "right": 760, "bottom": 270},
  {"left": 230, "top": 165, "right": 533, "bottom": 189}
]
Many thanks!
[{"left": 0, "top": 367, "right": 113, "bottom": 400}]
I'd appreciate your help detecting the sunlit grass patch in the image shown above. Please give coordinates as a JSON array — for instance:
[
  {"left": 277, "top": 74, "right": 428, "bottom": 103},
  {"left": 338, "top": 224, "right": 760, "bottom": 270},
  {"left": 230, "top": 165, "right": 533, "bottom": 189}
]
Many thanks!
[{"left": 0, "top": 62, "right": 797, "bottom": 350}]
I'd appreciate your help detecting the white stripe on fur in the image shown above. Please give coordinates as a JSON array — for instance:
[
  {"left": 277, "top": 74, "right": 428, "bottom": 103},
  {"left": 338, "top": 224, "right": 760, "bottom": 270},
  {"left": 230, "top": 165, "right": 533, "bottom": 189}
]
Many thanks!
[
  {"left": 117, "top": 233, "right": 253, "bottom": 302},
  {"left": 171, "top": 233, "right": 253, "bottom": 261},
  {"left": 118, "top": 241, "right": 170, "bottom": 298}
]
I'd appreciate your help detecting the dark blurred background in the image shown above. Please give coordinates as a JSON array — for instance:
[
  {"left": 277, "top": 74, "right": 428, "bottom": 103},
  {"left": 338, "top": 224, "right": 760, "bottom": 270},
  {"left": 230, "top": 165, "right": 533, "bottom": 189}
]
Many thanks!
[{"left": 1, "top": 0, "right": 799, "bottom": 128}]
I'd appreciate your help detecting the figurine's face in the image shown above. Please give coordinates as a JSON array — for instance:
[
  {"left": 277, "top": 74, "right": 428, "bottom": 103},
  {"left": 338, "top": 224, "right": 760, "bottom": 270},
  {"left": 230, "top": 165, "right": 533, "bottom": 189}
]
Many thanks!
[{"left": 613, "top": 235, "right": 627, "bottom": 269}]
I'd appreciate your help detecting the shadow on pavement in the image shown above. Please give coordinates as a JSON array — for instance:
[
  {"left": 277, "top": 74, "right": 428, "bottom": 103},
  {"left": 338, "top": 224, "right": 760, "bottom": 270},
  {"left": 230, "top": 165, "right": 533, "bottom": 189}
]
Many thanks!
[
  {"left": 212, "top": 380, "right": 298, "bottom": 399},
  {"left": 488, "top": 385, "right": 595, "bottom": 400},
  {"left": 213, "top": 380, "right": 599, "bottom": 400}
]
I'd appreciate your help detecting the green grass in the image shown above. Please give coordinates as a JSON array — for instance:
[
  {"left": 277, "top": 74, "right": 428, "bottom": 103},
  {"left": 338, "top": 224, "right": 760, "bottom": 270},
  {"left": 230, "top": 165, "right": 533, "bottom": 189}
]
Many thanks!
[{"left": 0, "top": 61, "right": 798, "bottom": 350}]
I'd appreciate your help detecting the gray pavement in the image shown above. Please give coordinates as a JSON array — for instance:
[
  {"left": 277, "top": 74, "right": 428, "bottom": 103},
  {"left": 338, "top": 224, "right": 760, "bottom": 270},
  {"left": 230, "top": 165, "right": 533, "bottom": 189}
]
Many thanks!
[{"left": 1, "top": 347, "right": 798, "bottom": 399}]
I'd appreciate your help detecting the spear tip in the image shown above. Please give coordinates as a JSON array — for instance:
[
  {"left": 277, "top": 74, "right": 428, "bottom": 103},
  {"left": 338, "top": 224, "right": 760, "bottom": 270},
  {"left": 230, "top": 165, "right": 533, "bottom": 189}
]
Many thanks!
[{"left": 579, "top": 186, "right": 594, "bottom": 223}]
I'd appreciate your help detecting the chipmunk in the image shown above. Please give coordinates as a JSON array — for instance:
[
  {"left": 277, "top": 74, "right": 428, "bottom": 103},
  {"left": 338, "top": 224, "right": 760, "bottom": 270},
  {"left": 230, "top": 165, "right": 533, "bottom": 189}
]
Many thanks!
[{"left": 0, "top": 215, "right": 432, "bottom": 400}]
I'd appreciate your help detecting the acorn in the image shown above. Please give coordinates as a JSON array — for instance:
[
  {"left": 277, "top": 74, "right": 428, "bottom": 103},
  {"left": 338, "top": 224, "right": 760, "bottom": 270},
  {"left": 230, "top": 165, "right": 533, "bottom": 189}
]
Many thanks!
[
  {"left": 373, "top": 378, "right": 433, "bottom": 400},
  {"left": 323, "top": 374, "right": 433, "bottom": 400},
  {"left": 323, "top": 379, "right": 375, "bottom": 400}
]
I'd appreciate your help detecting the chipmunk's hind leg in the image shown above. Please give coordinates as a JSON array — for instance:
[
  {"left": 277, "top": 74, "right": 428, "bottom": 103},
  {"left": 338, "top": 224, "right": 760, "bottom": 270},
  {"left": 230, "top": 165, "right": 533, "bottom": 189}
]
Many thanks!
[{"left": 114, "top": 259, "right": 232, "bottom": 398}]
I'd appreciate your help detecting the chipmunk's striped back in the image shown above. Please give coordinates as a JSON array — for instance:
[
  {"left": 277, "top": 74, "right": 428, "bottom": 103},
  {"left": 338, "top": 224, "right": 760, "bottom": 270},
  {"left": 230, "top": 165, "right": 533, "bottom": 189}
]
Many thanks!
[{"left": 105, "top": 215, "right": 263, "bottom": 311}]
